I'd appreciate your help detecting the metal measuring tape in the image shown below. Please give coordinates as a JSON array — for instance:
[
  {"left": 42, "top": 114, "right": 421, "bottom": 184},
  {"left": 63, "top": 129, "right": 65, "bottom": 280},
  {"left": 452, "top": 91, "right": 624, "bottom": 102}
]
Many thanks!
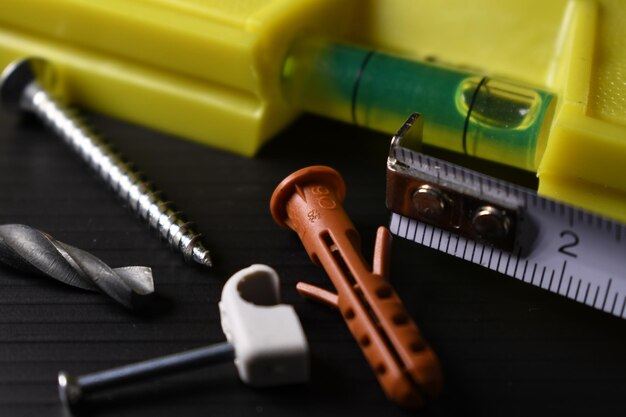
[{"left": 386, "top": 114, "right": 626, "bottom": 320}]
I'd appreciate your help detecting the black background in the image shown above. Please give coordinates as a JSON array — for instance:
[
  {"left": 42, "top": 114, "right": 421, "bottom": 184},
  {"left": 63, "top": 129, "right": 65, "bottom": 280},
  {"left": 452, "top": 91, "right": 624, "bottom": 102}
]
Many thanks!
[{"left": 1, "top": 109, "right": 625, "bottom": 417}]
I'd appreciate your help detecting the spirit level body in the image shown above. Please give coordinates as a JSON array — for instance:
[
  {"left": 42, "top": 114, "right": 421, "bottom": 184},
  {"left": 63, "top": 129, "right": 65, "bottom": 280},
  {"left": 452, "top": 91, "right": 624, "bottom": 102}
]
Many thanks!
[{"left": 0, "top": 0, "right": 625, "bottom": 221}]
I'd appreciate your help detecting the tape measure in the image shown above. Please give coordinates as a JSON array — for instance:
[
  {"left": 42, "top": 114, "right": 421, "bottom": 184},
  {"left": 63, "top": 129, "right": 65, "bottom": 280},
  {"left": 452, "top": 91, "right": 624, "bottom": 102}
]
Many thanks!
[{"left": 386, "top": 114, "right": 626, "bottom": 319}]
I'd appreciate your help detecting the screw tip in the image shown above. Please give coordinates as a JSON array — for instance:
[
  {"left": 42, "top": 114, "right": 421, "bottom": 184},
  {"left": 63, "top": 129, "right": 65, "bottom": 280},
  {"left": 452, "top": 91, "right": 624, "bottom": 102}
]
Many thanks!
[
  {"left": 192, "top": 245, "right": 213, "bottom": 268},
  {"left": 200, "top": 254, "right": 213, "bottom": 268}
]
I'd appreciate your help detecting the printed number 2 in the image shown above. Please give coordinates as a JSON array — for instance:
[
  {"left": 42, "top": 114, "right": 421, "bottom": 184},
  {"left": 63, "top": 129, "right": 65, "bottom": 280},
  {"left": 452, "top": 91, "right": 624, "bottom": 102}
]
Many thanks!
[{"left": 558, "top": 231, "right": 579, "bottom": 258}]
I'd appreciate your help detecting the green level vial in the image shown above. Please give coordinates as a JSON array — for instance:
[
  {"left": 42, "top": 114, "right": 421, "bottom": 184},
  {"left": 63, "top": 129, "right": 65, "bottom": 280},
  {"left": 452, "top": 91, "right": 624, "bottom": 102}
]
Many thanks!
[{"left": 282, "top": 38, "right": 555, "bottom": 171}]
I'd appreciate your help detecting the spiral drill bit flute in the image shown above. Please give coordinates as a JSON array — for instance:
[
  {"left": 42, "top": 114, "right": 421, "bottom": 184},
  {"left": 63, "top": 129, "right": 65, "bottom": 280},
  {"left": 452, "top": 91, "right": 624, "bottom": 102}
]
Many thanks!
[
  {"left": 0, "top": 224, "right": 154, "bottom": 309},
  {"left": 0, "top": 58, "right": 212, "bottom": 267}
]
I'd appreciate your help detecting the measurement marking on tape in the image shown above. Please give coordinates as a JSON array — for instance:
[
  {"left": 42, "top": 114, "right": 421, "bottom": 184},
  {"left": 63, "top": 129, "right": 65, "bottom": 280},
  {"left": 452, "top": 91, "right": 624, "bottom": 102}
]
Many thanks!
[
  {"left": 611, "top": 292, "right": 618, "bottom": 314},
  {"left": 530, "top": 263, "right": 537, "bottom": 285},
  {"left": 548, "top": 269, "right": 555, "bottom": 291},
  {"left": 592, "top": 284, "right": 600, "bottom": 307},
  {"left": 566, "top": 276, "right": 573, "bottom": 298},
  {"left": 602, "top": 279, "right": 612, "bottom": 310},
  {"left": 391, "top": 212, "right": 626, "bottom": 320},
  {"left": 488, "top": 247, "right": 495, "bottom": 270},
  {"left": 504, "top": 252, "right": 512, "bottom": 276},
  {"left": 428, "top": 227, "right": 435, "bottom": 247},
  {"left": 557, "top": 261, "right": 566, "bottom": 294},
  {"left": 495, "top": 250, "right": 502, "bottom": 273},
  {"left": 538, "top": 267, "right": 544, "bottom": 287},
  {"left": 437, "top": 228, "right": 443, "bottom": 251},
  {"left": 470, "top": 239, "right": 478, "bottom": 265},
  {"left": 513, "top": 252, "right": 521, "bottom": 279}
]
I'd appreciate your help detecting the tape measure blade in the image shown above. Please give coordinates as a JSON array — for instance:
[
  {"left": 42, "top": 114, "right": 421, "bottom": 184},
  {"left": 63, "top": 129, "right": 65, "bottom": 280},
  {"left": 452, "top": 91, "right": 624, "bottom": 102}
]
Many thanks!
[
  {"left": 387, "top": 124, "right": 626, "bottom": 319},
  {"left": 390, "top": 212, "right": 626, "bottom": 320}
]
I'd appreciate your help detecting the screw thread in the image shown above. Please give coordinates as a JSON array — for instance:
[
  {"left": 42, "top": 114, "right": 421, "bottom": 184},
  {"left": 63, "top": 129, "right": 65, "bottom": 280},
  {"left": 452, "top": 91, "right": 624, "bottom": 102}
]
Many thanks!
[{"left": 23, "top": 82, "right": 211, "bottom": 267}]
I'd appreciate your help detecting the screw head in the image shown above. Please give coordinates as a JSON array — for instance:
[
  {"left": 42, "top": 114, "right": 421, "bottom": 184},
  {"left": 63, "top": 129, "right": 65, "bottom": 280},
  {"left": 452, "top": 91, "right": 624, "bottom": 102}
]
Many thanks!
[
  {"left": 411, "top": 185, "right": 446, "bottom": 220},
  {"left": 58, "top": 371, "right": 83, "bottom": 408},
  {"left": 471, "top": 206, "right": 510, "bottom": 239},
  {"left": 0, "top": 58, "right": 51, "bottom": 114}
]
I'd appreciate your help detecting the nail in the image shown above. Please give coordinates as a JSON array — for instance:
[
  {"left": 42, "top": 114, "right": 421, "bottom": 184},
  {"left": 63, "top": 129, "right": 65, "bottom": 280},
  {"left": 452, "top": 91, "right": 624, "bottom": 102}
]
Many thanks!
[
  {"left": 58, "top": 264, "right": 309, "bottom": 409},
  {"left": 58, "top": 342, "right": 235, "bottom": 408}
]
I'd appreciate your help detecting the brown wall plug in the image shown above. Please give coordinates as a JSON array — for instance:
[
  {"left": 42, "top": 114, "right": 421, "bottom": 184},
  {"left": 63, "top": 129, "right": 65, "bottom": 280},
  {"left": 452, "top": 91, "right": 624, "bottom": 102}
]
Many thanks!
[{"left": 270, "top": 165, "right": 443, "bottom": 409}]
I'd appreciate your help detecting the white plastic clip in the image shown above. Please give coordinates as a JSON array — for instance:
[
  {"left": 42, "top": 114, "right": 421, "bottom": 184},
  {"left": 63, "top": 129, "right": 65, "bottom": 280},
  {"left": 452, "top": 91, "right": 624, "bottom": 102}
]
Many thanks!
[{"left": 219, "top": 264, "right": 309, "bottom": 386}]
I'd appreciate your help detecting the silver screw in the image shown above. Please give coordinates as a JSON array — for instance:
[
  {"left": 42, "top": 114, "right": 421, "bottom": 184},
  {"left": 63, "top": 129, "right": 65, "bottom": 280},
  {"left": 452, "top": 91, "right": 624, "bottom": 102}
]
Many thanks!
[{"left": 0, "top": 58, "right": 212, "bottom": 267}]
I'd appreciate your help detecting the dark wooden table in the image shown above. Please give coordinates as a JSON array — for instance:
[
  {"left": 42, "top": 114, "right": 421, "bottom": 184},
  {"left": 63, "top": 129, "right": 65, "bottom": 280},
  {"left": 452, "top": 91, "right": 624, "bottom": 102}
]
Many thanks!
[{"left": 1, "top": 110, "right": 625, "bottom": 417}]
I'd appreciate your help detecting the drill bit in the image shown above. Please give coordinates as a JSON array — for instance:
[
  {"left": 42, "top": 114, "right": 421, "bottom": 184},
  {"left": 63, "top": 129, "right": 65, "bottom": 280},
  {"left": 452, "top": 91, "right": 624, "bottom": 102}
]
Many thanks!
[
  {"left": 0, "top": 58, "right": 212, "bottom": 267},
  {"left": 0, "top": 224, "right": 154, "bottom": 309}
]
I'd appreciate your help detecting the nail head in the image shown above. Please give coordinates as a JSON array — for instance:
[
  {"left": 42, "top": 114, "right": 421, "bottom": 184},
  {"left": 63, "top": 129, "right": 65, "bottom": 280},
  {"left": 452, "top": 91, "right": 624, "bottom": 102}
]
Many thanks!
[{"left": 58, "top": 371, "right": 83, "bottom": 407}]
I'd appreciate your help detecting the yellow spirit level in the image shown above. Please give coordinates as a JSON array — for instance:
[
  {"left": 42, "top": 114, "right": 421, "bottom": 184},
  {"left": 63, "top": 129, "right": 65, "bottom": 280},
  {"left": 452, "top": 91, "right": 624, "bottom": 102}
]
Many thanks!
[{"left": 0, "top": 0, "right": 624, "bottom": 222}]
